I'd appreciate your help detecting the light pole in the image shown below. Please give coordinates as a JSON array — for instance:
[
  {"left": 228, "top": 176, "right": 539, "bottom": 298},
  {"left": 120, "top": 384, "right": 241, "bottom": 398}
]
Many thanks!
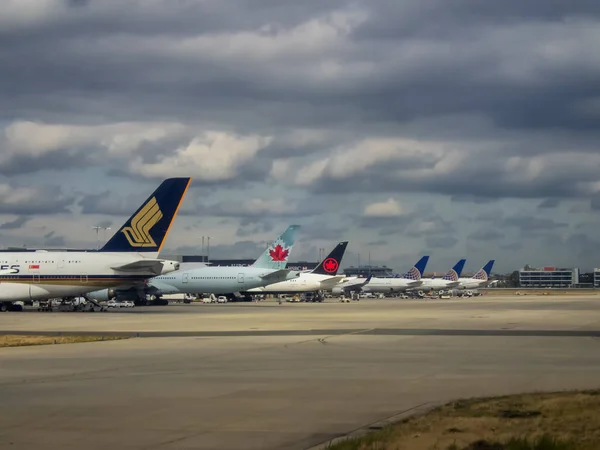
[
  {"left": 206, "top": 236, "right": 210, "bottom": 262},
  {"left": 92, "top": 226, "right": 111, "bottom": 250}
]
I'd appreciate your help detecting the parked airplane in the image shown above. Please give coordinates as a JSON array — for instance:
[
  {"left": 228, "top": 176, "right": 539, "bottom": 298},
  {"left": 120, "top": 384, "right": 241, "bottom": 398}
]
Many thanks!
[
  {"left": 332, "top": 255, "right": 430, "bottom": 295},
  {"left": 89, "top": 225, "right": 302, "bottom": 304},
  {"left": 244, "top": 241, "right": 349, "bottom": 295},
  {"left": 417, "top": 259, "right": 466, "bottom": 291},
  {"left": 456, "top": 260, "right": 495, "bottom": 289},
  {"left": 0, "top": 177, "right": 191, "bottom": 311}
]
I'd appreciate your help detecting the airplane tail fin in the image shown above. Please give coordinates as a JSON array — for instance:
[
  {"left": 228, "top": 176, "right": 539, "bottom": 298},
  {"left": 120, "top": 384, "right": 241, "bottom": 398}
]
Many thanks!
[
  {"left": 311, "top": 241, "right": 348, "bottom": 276},
  {"left": 251, "top": 225, "right": 301, "bottom": 269},
  {"left": 472, "top": 260, "right": 495, "bottom": 281},
  {"left": 442, "top": 258, "right": 466, "bottom": 281},
  {"left": 402, "top": 255, "right": 429, "bottom": 281},
  {"left": 100, "top": 177, "right": 191, "bottom": 255}
]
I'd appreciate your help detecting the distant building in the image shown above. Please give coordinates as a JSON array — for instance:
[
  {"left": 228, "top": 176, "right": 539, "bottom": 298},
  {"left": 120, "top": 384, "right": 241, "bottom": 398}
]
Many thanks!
[
  {"left": 343, "top": 265, "right": 395, "bottom": 278},
  {"left": 519, "top": 266, "right": 579, "bottom": 288},
  {"left": 594, "top": 269, "right": 600, "bottom": 288}
]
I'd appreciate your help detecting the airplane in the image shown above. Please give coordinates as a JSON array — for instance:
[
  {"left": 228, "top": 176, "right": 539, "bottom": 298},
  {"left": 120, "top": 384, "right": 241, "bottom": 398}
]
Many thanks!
[
  {"left": 456, "top": 260, "right": 495, "bottom": 289},
  {"left": 416, "top": 259, "right": 466, "bottom": 291},
  {"left": 244, "top": 241, "right": 349, "bottom": 295},
  {"left": 0, "top": 177, "right": 191, "bottom": 312},
  {"left": 88, "top": 225, "right": 302, "bottom": 304},
  {"left": 332, "top": 255, "right": 429, "bottom": 295}
]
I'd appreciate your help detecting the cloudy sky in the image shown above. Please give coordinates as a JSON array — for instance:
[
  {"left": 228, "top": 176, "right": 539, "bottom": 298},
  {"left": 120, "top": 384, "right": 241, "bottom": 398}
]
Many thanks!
[{"left": 2, "top": 0, "right": 600, "bottom": 274}]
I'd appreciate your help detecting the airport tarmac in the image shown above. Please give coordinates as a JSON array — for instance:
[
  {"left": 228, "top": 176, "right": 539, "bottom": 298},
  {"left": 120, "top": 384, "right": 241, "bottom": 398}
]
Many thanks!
[{"left": 1, "top": 295, "right": 600, "bottom": 450}]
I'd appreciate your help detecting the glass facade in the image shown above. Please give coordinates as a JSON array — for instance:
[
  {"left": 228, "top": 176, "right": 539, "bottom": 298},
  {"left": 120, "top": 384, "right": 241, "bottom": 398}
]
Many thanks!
[
  {"left": 594, "top": 269, "right": 600, "bottom": 288},
  {"left": 343, "top": 265, "right": 395, "bottom": 278},
  {"left": 519, "top": 268, "right": 578, "bottom": 288}
]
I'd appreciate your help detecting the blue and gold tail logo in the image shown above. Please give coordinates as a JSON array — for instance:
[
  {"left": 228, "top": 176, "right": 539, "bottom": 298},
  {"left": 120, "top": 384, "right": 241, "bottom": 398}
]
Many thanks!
[
  {"left": 100, "top": 177, "right": 191, "bottom": 253},
  {"left": 121, "top": 197, "right": 163, "bottom": 248}
]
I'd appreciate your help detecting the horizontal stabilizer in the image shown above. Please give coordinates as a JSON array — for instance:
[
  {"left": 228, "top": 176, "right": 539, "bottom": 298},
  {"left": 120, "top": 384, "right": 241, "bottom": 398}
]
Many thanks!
[{"left": 111, "top": 259, "right": 165, "bottom": 275}]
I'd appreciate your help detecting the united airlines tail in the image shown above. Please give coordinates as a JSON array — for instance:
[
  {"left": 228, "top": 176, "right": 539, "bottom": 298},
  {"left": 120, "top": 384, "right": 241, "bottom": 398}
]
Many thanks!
[
  {"left": 100, "top": 177, "right": 191, "bottom": 256},
  {"left": 472, "top": 260, "right": 495, "bottom": 281},
  {"left": 311, "top": 241, "right": 348, "bottom": 276},
  {"left": 441, "top": 258, "right": 466, "bottom": 281},
  {"left": 251, "top": 225, "right": 301, "bottom": 270},
  {"left": 402, "top": 255, "right": 429, "bottom": 281}
]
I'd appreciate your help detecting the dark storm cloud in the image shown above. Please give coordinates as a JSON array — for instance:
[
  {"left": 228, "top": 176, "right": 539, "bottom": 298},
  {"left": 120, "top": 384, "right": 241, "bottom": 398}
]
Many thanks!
[
  {"left": 78, "top": 191, "right": 134, "bottom": 216},
  {"left": 0, "top": 184, "right": 74, "bottom": 215},
  {"left": 468, "top": 228, "right": 505, "bottom": 241},
  {"left": 236, "top": 222, "right": 276, "bottom": 238},
  {"left": 43, "top": 231, "right": 66, "bottom": 247},
  {"left": 1, "top": 0, "right": 598, "bottom": 134},
  {"left": 0, "top": 216, "right": 31, "bottom": 230},
  {"left": 426, "top": 236, "right": 459, "bottom": 249},
  {"left": 501, "top": 242, "right": 523, "bottom": 251},
  {"left": 1, "top": 0, "right": 600, "bottom": 206},
  {"left": 538, "top": 198, "right": 561, "bottom": 208},
  {"left": 498, "top": 215, "right": 569, "bottom": 239}
]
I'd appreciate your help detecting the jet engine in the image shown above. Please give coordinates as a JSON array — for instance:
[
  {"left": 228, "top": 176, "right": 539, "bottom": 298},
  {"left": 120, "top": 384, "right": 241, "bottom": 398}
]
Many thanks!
[{"left": 160, "top": 260, "right": 180, "bottom": 274}]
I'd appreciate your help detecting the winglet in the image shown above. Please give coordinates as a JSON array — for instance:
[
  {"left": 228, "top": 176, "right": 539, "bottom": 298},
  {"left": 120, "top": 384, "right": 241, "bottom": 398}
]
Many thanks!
[
  {"left": 402, "top": 255, "right": 429, "bottom": 281},
  {"left": 251, "top": 225, "right": 301, "bottom": 269},
  {"left": 442, "top": 258, "right": 466, "bottom": 281},
  {"left": 311, "top": 241, "right": 348, "bottom": 276},
  {"left": 100, "top": 177, "right": 191, "bottom": 255}
]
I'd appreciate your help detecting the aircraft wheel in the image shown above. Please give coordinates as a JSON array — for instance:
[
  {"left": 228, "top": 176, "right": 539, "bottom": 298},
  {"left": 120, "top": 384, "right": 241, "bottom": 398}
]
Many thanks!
[{"left": 0, "top": 303, "right": 7, "bottom": 312}]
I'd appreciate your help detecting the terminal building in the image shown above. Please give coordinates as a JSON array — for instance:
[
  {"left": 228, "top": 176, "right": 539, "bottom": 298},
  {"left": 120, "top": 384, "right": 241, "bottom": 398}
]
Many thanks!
[
  {"left": 518, "top": 266, "right": 579, "bottom": 288},
  {"left": 343, "top": 265, "right": 396, "bottom": 278},
  {"left": 594, "top": 269, "right": 600, "bottom": 288}
]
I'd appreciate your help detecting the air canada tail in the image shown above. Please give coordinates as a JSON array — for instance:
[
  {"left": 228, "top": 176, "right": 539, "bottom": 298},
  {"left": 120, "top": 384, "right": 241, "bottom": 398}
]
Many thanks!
[
  {"left": 251, "top": 225, "right": 301, "bottom": 270},
  {"left": 311, "top": 241, "right": 348, "bottom": 276},
  {"left": 402, "top": 255, "right": 429, "bottom": 280},
  {"left": 472, "top": 260, "right": 495, "bottom": 281},
  {"left": 442, "top": 258, "right": 466, "bottom": 281},
  {"left": 100, "top": 177, "right": 191, "bottom": 255}
]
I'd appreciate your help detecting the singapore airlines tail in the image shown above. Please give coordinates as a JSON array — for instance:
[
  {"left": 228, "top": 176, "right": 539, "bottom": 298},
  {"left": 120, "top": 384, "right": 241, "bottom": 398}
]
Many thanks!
[
  {"left": 100, "top": 177, "right": 191, "bottom": 257},
  {"left": 251, "top": 225, "right": 301, "bottom": 270}
]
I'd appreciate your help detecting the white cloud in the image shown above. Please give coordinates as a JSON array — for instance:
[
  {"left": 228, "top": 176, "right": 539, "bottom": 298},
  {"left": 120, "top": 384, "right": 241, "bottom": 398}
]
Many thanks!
[
  {"left": 363, "top": 198, "right": 403, "bottom": 217},
  {"left": 127, "top": 131, "right": 272, "bottom": 181},
  {"left": 2, "top": 120, "right": 186, "bottom": 160}
]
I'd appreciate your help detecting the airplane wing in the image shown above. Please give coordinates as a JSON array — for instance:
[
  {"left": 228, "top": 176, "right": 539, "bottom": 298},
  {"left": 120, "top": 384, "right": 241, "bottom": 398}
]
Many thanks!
[
  {"left": 0, "top": 268, "right": 18, "bottom": 275},
  {"left": 259, "top": 269, "right": 298, "bottom": 282},
  {"left": 319, "top": 275, "right": 347, "bottom": 289},
  {"left": 111, "top": 260, "right": 165, "bottom": 275},
  {"left": 338, "top": 275, "right": 373, "bottom": 292}
]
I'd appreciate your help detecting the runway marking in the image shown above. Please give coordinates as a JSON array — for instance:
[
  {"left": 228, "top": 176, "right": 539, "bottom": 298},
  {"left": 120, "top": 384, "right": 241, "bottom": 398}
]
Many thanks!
[{"left": 2, "top": 328, "right": 600, "bottom": 338}]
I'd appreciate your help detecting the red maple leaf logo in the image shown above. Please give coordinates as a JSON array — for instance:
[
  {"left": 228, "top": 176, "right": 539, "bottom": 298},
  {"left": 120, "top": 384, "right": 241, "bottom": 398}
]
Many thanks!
[
  {"left": 323, "top": 258, "right": 339, "bottom": 273},
  {"left": 269, "top": 244, "right": 289, "bottom": 261}
]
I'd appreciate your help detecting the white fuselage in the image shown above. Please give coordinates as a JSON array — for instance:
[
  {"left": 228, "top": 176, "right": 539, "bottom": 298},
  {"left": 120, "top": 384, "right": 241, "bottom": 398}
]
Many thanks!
[
  {"left": 362, "top": 277, "right": 422, "bottom": 293},
  {"left": 417, "top": 278, "right": 460, "bottom": 290},
  {"left": 247, "top": 272, "right": 346, "bottom": 293},
  {"left": 456, "top": 277, "right": 488, "bottom": 289},
  {"left": 149, "top": 266, "right": 298, "bottom": 295},
  {"left": 0, "top": 251, "right": 178, "bottom": 302}
]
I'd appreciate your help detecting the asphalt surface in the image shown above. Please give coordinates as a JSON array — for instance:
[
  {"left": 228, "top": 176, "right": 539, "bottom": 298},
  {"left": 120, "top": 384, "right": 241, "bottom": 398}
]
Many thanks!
[{"left": 1, "top": 295, "right": 600, "bottom": 450}]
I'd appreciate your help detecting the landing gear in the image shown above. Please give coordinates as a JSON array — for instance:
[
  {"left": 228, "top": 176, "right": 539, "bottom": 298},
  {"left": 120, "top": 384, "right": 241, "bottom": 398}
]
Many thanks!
[{"left": 0, "top": 302, "right": 8, "bottom": 312}]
